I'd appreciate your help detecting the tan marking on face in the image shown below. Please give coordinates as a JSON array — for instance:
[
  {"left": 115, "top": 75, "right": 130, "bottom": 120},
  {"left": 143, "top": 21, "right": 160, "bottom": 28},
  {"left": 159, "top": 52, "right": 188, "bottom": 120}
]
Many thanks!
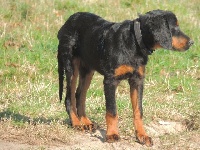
[{"left": 172, "top": 36, "right": 188, "bottom": 51}]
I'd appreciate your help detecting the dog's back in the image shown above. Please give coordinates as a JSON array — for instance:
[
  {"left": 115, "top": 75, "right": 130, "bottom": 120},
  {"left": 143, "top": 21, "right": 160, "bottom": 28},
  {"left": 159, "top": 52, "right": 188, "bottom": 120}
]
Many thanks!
[{"left": 58, "top": 12, "right": 111, "bottom": 41}]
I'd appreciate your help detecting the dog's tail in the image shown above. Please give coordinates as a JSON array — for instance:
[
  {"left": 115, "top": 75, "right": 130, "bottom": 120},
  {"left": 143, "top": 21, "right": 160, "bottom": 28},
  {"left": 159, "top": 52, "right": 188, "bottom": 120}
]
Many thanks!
[
  {"left": 57, "top": 25, "right": 67, "bottom": 102},
  {"left": 57, "top": 21, "right": 78, "bottom": 102},
  {"left": 58, "top": 52, "right": 64, "bottom": 102},
  {"left": 58, "top": 58, "right": 64, "bottom": 102}
]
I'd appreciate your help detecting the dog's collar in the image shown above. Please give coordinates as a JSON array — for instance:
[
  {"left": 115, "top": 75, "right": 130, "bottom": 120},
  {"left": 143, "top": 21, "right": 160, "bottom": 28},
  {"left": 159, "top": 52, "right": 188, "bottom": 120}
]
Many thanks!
[{"left": 134, "top": 20, "right": 154, "bottom": 56}]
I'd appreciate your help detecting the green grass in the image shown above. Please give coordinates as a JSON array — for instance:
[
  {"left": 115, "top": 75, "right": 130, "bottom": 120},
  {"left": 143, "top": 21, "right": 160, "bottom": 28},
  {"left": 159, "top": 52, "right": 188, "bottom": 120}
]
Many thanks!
[{"left": 0, "top": 0, "right": 199, "bottom": 148}]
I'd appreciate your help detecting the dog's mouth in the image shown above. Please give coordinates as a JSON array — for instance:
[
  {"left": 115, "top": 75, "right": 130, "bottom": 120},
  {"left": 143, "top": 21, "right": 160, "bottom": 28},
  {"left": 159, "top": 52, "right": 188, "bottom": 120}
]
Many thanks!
[{"left": 172, "top": 36, "right": 194, "bottom": 52}]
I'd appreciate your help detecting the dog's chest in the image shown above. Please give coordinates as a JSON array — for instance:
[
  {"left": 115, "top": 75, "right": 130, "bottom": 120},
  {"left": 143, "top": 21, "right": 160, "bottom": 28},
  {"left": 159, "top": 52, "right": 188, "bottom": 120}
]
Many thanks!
[{"left": 114, "top": 65, "right": 145, "bottom": 78}]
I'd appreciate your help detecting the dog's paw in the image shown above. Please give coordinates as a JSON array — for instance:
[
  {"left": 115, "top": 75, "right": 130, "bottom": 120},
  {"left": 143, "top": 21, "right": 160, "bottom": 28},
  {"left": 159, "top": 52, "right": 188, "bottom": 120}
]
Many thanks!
[
  {"left": 71, "top": 119, "right": 81, "bottom": 129},
  {"left": 106, "top": 134, "right": 120, "bottom": 143},
  {"left": 136, "top": 134, "right": 153, "bottom": 147},
  {"left": 73, "top": 125, "right": 83, "bottom": 131},
  {"left": 83, "top": 123, "right": 97, "bottom": 132},
  {"left": 80, "top": 117, "right": 96, "bottom": 132}
]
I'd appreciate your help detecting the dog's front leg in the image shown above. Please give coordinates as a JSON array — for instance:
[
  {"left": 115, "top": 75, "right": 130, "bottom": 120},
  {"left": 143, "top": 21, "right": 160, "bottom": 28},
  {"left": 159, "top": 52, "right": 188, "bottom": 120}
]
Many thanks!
[
  {"left": 128, "top": 77, "right": 153, "bottom": 147},
  {"left": 103, "top": 77, "right": 120, "bottom": 142}
]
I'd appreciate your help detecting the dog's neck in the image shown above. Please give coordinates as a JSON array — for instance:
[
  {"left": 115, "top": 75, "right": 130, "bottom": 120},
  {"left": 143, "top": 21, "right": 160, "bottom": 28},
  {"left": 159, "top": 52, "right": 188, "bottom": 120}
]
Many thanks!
[{"left": 134, "top": 20, "right": 154, "bottom": 56}]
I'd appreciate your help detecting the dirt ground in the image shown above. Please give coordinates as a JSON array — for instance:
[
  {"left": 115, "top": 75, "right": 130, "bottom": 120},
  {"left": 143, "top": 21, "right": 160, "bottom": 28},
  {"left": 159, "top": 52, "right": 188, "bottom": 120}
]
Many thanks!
[{"left": 0, "top": 121, "right": 199, "bottom": 150}]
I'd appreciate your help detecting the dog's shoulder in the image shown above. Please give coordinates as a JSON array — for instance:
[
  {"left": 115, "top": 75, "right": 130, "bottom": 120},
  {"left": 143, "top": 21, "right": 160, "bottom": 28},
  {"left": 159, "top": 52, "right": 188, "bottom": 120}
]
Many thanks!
[{"left": 105, "top": 20, "right": 135, "bottom": 52}]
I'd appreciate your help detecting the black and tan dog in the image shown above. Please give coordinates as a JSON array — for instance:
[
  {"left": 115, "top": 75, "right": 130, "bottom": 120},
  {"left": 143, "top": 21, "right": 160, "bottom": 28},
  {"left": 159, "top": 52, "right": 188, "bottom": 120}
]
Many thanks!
[{"left": 57, "top": 10, "right": 193, "bottom": 146}]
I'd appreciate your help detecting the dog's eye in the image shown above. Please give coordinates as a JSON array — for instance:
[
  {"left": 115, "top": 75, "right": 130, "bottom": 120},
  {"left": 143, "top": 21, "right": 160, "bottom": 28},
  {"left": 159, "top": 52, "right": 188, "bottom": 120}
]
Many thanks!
[
  {"left": 174, "top": 26, "right": 180, "bottom": 33},
  {"left": 171, "top": 27, "right": 180, "bottom": 35}
]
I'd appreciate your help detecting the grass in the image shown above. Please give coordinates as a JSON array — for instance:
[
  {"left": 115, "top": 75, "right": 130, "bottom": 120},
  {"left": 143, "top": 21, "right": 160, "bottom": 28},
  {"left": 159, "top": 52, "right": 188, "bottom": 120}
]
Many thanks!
[{"left": 0, "top": 0, "right": 199, "bottom": 149}]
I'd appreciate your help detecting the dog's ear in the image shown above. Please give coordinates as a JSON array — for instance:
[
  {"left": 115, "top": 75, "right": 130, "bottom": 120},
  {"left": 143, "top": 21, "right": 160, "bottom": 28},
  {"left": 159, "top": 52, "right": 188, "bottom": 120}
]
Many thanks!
[{"left": 149, "top": 16, "right": 172, "bottom": 49}]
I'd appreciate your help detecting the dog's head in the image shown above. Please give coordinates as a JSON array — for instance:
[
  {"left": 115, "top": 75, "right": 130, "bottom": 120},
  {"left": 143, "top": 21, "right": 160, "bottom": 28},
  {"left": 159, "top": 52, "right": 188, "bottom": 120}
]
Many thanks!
[{"left": 139, "top": 10, "right": 193, "bottom": 51}]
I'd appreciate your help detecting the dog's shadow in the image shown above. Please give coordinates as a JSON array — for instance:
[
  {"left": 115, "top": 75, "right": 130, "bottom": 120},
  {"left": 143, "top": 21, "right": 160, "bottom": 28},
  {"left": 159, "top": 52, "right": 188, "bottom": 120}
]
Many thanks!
[
  {"left": 0, "top": 109, "right": 107, "bottom": 142},
  {"left": 0, "top": 108, "right": 69, "bottom": 125},
  {"left": 90, "top": 127, "right": 106, "bottom": 142},
  {"left": 0, "top": 109, "right": 118, "bottom": 143}
]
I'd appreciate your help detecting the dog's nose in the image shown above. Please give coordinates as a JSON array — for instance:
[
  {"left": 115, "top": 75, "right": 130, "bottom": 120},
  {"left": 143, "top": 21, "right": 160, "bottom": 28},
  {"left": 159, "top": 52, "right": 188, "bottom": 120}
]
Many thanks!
[{"left": 188, "top": 40, "right": 194, "bottom": 46}]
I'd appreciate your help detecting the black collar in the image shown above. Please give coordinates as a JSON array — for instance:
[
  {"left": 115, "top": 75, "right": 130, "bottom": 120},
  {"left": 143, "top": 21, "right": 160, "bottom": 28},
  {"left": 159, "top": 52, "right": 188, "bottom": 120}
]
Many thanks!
[{"left": 134, "top": 20, "right": 154, "bottom": 56}]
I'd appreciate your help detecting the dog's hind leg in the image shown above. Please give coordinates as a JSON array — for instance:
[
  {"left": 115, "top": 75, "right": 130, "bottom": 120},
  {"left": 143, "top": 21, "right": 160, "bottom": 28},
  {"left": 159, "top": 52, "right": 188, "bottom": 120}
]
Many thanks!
[
  {"left": 65, "top": 58, "right": 81, "bottom": 128},
  {"left": 76, "top": 66, "right": 95, "bottom": 131},
  {"left": 57, "top": 23, "right": 82, "bottom": 128}
]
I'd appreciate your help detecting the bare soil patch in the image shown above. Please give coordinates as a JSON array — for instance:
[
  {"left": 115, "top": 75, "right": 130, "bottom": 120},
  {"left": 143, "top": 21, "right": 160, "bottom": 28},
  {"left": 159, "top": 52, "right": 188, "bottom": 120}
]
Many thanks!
[{"left": 0, "top": 120, "right": 199, "bottom": 150}]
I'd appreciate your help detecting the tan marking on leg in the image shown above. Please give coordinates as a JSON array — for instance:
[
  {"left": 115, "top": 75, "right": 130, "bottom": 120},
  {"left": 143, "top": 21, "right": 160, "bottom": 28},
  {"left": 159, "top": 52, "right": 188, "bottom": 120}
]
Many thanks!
[
  {"left": 80, "top": 116, "right": 92, "bottom": 125},
  {"left": 70, "top": 111, "right": 81, "bottom": 127},
  {"left": 80, "top": 116, "right": 94, "bottom": 131},
  {"left": 130, "top": 88, "right": 153, "bottom": 147},
  {"left": 106, "top": 112, "right": 120, "bottom": 142},
  {"left": 70, "top": 58, "right": 80, "bottom": 127}
]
